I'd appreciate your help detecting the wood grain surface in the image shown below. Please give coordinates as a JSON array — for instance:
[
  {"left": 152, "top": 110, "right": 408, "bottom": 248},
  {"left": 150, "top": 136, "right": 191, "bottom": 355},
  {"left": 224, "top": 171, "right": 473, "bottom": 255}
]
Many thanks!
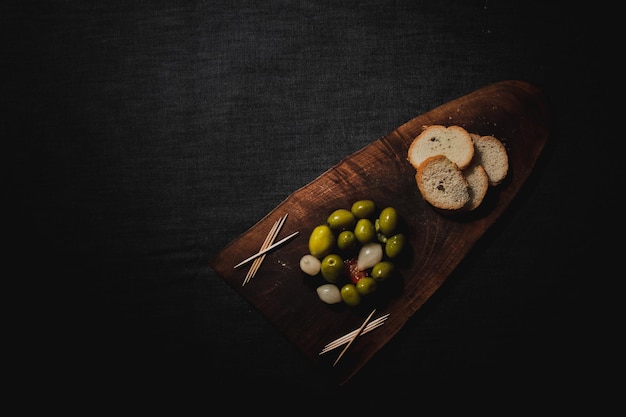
[{"left": 210, "top": 80, "right": 550, "bottom": 385}]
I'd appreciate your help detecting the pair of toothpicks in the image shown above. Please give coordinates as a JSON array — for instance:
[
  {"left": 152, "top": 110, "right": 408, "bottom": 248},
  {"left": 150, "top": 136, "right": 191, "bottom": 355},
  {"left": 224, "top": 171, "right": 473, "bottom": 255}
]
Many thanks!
[{"left": 234, "top": 214, "right": 298, "bottom": 286}]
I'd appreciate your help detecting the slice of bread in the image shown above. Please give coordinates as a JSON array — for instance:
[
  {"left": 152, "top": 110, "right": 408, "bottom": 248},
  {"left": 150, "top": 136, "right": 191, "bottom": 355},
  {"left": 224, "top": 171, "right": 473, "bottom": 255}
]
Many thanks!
[
  {"left": 470, "top": 134, "right": 509, "bottom": 186},
  {"left": 462, "top": 163, "right": 489, "bottom": 211},
  {"left": 408, "top": 125, "right": 475, "bottom": 170},
  {"left": 415, "top": 154, "right": 470, "bottom": 211}
]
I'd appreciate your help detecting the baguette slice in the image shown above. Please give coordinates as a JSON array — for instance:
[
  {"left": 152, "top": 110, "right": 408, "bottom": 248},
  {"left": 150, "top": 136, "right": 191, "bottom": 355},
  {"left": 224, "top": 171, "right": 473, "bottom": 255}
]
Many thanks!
[
  {"left": 415, "top": 154, "right": 470, "bottom": 211},
  {"left": 471, "top": 134, "right": 509, "bottom": 186},
  {"left": 462, "top": 163, "right": 489, "bottom": 211},
  {"left": 408, "top": 125, "right": 475, "bottom": 170}
]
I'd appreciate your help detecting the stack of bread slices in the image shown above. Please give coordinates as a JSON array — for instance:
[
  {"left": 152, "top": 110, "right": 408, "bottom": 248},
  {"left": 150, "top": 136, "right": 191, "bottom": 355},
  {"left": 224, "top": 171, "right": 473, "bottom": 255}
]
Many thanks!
[{"left": 407, "top": 125, "right": 509, "bottom": 213}]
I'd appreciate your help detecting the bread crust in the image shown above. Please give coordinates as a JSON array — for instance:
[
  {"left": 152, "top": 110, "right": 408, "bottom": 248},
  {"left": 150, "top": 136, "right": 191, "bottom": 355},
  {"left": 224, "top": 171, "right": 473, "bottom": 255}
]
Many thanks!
[
  {"left": 461, "top": 163, "right": 489, "bottom": 211},
  {"left": 415, "top": 154, "right": 470, "bottom": 211},
  {"left": 471, "top": 134, "right": 509, "bottom": 186},
  {"left": 408, "top": 125, "right": 475, "bottom": 171}
]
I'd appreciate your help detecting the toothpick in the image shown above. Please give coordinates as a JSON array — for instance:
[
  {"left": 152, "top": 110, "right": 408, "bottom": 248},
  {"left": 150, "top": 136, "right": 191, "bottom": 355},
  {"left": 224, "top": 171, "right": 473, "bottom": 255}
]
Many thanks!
[
  {"left": 319, "top": 314, "right": 390, "bottom": 354},
  {"left": 333, "top": 308, "right": 376, "bottom": 367},
  {"left": 233, "top": 231, "right": 299, "bottom": 269},
  {"left": 243, "top": 214, "right": 288, "bottom": 286}
]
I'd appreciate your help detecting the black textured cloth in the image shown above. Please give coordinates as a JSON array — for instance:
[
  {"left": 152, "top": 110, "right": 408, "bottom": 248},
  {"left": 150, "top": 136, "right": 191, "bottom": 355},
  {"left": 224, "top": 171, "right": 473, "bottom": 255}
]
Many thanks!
[{"left": 4, "top": 0, "right": 616, "bottom": 405}]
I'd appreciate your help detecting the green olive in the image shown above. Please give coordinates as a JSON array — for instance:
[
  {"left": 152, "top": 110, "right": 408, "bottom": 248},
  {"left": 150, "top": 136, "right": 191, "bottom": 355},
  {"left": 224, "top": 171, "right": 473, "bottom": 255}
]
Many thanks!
[
  {"left": 378, "top": 207, "right": 398, "bottom": 236},
  {"left": 356, "top": 276, "right": 377, "bottom": 295},
  {"left": 321, "top": 253, "right": 344, "bottom": 283},
  {"left": 327, "top": 208, "right": 356, "bottom": 231},
  {"left": 340, "top": 283, "right": 361, "bottom": 307},
  {"left": 351, "top": 200, "right": 376, "bottom": 219},
  {"left": 371, "top": 261, "right": 394, "bottom": 282},
  {"left": 337, "top": 230, "right": 356, "bottom": 251},
  {"left": 308, "top": 224, "right": 335, "bottom": 259},
  {"left": 385, "top": 233, "right": 405, "bottom": 258},
  {"left": 354, "top": 218, "right": 376, "bottom": 245}
]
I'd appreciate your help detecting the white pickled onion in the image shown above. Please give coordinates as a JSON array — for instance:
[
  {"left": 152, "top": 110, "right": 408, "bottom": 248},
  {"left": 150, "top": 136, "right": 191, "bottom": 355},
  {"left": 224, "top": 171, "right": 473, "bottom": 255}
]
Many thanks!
[
  {"left": 356, "top": 242, "right": 383, "bottom": 271},
  {"left": 316, "top": 284, "right": 342, "bottom": 304},
  {"left": 300, "top": 254, "right": 321, "bottom": 276}
]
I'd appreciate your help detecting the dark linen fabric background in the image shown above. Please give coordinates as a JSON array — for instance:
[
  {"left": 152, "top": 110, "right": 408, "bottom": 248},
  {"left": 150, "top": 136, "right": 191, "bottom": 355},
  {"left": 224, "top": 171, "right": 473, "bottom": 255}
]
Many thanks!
[{"left": 4, "top": 0, "right": 617, "bottom": 405}]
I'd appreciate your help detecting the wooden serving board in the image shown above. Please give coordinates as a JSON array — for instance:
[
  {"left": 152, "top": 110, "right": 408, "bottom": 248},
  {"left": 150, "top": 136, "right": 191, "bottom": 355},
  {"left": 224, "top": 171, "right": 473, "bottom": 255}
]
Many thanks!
[{"left": 210, "top": 80, "right": 550, "bottom": 385}]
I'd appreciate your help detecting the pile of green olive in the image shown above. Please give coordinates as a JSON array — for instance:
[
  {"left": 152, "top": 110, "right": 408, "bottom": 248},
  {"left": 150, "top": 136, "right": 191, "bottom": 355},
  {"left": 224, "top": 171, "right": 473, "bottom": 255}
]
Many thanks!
[{"left": 300, "top": 199, "right": 406, "bottom": 307}]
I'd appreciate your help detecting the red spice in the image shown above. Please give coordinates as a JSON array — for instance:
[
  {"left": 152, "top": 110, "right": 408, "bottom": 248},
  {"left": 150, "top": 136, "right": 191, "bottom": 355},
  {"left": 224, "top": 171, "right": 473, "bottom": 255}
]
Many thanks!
[{"left": 344, "top": 257, "right": 366, "bottom": 284}]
